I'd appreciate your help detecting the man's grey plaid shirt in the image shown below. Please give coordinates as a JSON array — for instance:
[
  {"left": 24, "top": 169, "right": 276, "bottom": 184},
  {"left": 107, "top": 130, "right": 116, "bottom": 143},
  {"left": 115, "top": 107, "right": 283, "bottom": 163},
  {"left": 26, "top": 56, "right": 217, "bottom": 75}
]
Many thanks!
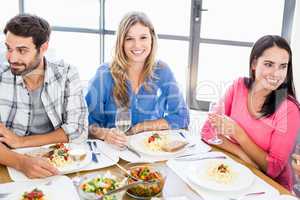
[{"left": 0, "top": 59, "right": 88, "bottom": 142}]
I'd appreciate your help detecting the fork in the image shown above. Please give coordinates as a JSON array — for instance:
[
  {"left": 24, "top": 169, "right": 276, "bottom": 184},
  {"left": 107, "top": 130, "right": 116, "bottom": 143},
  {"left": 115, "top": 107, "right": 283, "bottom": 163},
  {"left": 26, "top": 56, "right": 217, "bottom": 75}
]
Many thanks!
[
  {"left": 228, "top": 191, "right": 265, "bottom": 200},
  {"left": 92, "top": 141, "right": 101, "bottom": 156},
  {"left": 87, "top": 141, "right": 98, "bottom": 163}
]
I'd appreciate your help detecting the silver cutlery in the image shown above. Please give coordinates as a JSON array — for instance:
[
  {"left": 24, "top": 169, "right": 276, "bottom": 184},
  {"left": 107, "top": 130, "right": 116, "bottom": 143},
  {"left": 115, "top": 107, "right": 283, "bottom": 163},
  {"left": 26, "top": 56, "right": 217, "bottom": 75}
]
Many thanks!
[
  {"left": 92, "top": 141, "right": 101, "bottom": 156},
  {"left": 98, "top": 179, "right": 158, "bottom": 200},
  {"left": 87, "top": 141, "right": 98, "bottom": 163},
  {"left": 174, "top": 155, "right": 227, "bottom": 161},
  {"left": 175, "top": 153, "right": 200, "bottom": 158},
  {"left": 99, "top": 150, "right": 140, "bottom": 181},
  {"left": 228, "top": 191, "right": 265, "bottom": 200},
  {"left": 125, "top": 145, "right": 141, "bottom": 158},
  {"left": 178, "top": 131, "right": 186, "bottom": 138}
]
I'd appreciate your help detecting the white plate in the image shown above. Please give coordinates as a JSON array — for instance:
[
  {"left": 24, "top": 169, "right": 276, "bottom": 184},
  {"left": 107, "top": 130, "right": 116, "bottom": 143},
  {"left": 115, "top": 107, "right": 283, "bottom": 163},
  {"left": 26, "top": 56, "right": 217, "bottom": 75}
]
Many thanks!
[
  {"left": 0, "top": 176, "right": 80, "bottom": 200},
  {"left": 6, "top": 185, "right": 52, "bottom": 200},
  {"left": 187, "top": 159, "right": 255, "bottom": 191},
  {"left": 15, "top": 143, "right": 92, "bottom": 174},
  {"left": 275, "top": 195, "right": 299, "bottom": 200},
  {"left": 129, "top": 130, "right": 188, "bottom": 157}
]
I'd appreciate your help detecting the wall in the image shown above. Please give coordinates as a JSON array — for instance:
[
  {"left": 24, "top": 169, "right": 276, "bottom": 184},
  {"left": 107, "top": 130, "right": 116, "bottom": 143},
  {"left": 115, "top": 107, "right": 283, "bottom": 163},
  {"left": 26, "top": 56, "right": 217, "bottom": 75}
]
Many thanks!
[{"left": 291, "top": 1, "right": 300, "bottom": 99}]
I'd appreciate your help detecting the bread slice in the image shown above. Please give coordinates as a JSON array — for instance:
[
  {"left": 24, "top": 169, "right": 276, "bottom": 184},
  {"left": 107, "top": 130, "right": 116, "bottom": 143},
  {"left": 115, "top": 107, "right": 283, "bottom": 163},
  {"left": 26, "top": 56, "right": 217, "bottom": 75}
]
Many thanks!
[{"left": 161, "top": 140, "right": 188, "bottom": 152}]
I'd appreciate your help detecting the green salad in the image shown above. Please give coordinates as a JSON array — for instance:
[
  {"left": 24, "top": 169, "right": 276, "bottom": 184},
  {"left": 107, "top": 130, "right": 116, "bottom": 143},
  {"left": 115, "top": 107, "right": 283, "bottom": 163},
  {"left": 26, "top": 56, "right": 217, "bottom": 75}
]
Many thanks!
[{"left": 80, "top": 172, "right": 123, "bottom": 200}]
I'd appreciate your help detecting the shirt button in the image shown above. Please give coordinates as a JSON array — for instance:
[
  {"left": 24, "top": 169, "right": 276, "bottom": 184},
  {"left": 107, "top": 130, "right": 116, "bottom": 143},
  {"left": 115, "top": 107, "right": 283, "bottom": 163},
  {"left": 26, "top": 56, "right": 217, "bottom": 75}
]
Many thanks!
[{"left": 28, "top": 112, "right": 31, "bottom": 115}]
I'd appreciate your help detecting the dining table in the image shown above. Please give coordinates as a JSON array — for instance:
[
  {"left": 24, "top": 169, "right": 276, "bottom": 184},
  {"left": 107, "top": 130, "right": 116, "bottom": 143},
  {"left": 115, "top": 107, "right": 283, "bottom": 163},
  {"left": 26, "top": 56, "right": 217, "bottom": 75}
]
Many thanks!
[{"left": 0, "top": 144, "right": 292, "bottom": 200}]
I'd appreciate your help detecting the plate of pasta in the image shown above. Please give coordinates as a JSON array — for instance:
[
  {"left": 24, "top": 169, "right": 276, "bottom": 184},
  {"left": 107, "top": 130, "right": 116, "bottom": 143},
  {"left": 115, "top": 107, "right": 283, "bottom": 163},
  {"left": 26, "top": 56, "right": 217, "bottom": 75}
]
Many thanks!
[
  {"left": 129, "top": 131, "right": 188, "bottom": 157},
  {"left": 187, "top": 159, "right": 255, "bottom": 191},
  {"left": 16, "top": 143, "right": 92, "bottom": 174}
]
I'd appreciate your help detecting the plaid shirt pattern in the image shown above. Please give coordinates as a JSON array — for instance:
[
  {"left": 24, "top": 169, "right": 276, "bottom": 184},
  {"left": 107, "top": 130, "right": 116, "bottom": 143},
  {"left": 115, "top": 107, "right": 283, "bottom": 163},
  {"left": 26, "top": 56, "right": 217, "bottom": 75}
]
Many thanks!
[{"left": 0, "top": 59, "right": 88, "bottom": 142}]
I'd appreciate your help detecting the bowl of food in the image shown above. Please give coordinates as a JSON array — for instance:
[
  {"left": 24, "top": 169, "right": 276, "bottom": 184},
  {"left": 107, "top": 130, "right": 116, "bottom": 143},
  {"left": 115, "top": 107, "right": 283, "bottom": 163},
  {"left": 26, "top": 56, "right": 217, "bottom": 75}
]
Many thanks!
[
  {"left": 124, "top": 162, "right": 167, "bottom": 199},
  {"left": 78, "top": 171, "right": 126, "bottom": 200}
]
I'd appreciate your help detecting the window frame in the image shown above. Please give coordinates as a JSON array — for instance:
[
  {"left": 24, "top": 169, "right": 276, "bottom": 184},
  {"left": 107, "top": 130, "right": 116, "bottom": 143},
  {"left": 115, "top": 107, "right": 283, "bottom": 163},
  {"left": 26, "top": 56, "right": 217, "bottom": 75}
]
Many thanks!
[
  {"left": 15, "top": 0, "right": 295, "bottom": 110},
  {"left": 187, "top": 0, "right": 296, "bottom": 111}
]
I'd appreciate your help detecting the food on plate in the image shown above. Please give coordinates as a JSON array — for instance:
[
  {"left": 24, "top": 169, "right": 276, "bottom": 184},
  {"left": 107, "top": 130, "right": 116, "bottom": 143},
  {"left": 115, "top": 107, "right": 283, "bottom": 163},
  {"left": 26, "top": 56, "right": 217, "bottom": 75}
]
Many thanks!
[
  {"left": 69, "top": 148, "right": 87, "bottom": 161},
  {"left": 26, "top": 143, "right": 73, "bottom": 167},
  {"left": 144, "top": 133, "right": 187, "bottom": 152},
  {"left": 161, "top": 140, "right": 188, "bottom": 152},
  {"left": 80, "top": 172, "right": 124, "bottom": 200},
  {"left": 127, "top": 165, "right": 165, "bottom": 198},
  {"left": 206, "top": 162, "right": 237, "bottom": 184},
  {"left": 21, "top": 188, "right": 45, "bottom": 200}
]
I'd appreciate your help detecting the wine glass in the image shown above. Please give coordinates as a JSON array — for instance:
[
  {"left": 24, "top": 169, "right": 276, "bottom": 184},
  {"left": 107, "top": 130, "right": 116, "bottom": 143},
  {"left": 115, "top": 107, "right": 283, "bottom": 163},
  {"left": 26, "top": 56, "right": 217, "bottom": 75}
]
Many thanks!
[
  {"left": 293, "top": 144, "right": 300, "bottom": 197},
  {"left": 207, "top": 101, "right": 224, "bottom": 145},
  {"left": 68, "top": 139, "right": 88, "bottom": 185},
  {"left": 115, "top": 108, "right": 131, "bottom": 135}
]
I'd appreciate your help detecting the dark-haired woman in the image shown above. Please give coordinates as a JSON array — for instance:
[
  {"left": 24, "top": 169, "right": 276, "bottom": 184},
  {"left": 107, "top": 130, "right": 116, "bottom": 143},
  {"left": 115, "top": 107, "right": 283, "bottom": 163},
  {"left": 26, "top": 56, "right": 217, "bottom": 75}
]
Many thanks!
[{"left": 201, "top": 35, "right": 300, "bottom": 191}]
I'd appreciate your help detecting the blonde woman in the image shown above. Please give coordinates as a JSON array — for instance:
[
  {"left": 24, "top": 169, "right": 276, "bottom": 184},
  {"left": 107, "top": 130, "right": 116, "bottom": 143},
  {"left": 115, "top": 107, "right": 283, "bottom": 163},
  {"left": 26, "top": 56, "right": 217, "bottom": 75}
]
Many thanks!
[{"left": 85, "top": 12, "right": 189, "bottom": 147}]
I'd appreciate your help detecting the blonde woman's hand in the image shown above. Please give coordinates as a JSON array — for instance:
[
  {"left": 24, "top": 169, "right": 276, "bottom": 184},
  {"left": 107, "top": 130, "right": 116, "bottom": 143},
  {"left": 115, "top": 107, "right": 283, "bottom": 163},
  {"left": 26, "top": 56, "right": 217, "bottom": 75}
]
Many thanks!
[{"left": 104, "top": 128, "right": 128, "bottom": 148}]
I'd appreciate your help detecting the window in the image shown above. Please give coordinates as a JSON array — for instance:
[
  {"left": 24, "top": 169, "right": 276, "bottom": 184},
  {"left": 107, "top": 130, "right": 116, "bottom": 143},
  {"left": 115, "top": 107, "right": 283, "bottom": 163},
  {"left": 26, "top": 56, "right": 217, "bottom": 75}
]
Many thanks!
[
  {"left": 0, "top": 0, "right": 18, "bottom": 30},
  {"left": 105, "top": 0, "right": 191, "bottom": 36},
  {"left": 0, "top": 0, "right": 295, "bottom": 109},
  {"left": 188, "top": 0, "right": 295, "bottom": 110},
  {"left": 25, "top": 0, "right": 99, "bottom": 29},
  {"left": 47, "top": 31, "right": 100, "bottom": 81}
]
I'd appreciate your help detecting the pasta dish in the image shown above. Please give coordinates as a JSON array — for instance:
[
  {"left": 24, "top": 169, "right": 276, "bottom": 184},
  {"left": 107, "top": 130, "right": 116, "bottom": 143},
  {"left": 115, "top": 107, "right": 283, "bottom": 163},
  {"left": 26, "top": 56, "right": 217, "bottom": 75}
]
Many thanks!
[
  {"left": 143, "top": 133, "right": 169, "bottom": 152},
  {"left": 26, "top": 143, "right": 73, "bottom": 168},
  {"left": 45, "top": 143, "right": 73, "bottom": 167},
  {"left": 206, "top": 162, "right": 236, "bottom": 184}
]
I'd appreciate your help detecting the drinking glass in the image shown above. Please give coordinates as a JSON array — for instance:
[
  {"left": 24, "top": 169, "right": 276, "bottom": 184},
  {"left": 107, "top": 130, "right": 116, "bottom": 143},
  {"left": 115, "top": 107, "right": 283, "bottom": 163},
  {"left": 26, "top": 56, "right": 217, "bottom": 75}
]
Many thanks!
[
  {"left": 115, "top": 108, "right": 131, "bottom": 134},
  {"left": 293, "top": 144, "right": 300, "bottom": 197},
  {"left": 68, "top": 140, "right": 88, "bottom": 185},
  {"left": 207, "top": 101, "right": 224, "bottom": 145}
]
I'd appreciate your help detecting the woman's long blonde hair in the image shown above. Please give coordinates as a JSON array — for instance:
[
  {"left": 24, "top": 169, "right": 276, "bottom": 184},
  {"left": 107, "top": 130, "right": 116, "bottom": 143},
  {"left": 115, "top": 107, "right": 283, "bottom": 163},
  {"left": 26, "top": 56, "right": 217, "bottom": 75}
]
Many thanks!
[{"left": 110, "top": 11, "right": 158, "bottom": 108}]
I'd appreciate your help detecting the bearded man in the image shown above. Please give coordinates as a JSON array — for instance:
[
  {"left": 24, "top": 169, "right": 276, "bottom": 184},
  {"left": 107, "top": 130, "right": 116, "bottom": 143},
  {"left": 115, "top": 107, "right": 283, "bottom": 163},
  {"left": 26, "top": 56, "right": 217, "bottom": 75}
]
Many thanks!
[{"left": 0, "top": 14, "right": 88, "bottom": 178}]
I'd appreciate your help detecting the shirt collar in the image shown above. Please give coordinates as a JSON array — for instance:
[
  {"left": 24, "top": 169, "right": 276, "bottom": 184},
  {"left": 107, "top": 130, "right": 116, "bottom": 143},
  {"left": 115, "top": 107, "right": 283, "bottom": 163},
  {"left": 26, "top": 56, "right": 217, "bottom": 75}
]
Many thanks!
[{"left": 15, "top": 57, "right": 50, "bottom": 86}]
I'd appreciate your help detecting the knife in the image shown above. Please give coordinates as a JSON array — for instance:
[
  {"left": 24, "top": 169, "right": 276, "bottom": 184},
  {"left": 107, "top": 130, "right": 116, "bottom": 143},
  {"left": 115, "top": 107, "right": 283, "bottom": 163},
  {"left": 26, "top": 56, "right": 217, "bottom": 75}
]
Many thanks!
[
  {"left": 125, "top": 145, "right": 141, "bottom": 158},
  {"left": 87, "top": 141, "right": 98, "bottom": 163},
  {"left": 174, "top": 155, "right": 227, "bottom": 161}
]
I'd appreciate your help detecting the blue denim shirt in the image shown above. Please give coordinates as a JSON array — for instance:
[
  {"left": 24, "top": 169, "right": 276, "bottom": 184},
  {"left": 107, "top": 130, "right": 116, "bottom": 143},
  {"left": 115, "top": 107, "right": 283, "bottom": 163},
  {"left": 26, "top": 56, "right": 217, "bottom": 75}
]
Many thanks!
[{"left": 85, "top": 61, "right": 189, "bottom": 129}]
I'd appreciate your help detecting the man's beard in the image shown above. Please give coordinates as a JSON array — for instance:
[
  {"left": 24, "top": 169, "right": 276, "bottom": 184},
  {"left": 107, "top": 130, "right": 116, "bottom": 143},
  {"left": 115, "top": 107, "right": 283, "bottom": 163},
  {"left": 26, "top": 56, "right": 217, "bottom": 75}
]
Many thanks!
[{"left": 10, "top": 56, "right": 42, "bottom": 76}]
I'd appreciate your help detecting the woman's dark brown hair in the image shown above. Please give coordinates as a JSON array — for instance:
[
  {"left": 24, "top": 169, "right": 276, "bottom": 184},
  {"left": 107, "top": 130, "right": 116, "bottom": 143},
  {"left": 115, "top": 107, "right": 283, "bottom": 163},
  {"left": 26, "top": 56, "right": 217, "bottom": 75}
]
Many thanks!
[{"left": 244, "top": 35, "right": 298, "bottom": 117}]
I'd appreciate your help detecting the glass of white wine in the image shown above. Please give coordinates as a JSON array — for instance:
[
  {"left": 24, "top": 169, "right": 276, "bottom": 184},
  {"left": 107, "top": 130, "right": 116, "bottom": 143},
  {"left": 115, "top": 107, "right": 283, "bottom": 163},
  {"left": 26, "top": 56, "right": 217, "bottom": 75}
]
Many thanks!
[
  {"left": 207, "top": 101, "right": 224, "bottom": 145},
  {"left": 68, "top": 139, "right": 88, "bottom": 185},
  {"left": 115, "top": 108, "right": 131, "bottom": 134}
]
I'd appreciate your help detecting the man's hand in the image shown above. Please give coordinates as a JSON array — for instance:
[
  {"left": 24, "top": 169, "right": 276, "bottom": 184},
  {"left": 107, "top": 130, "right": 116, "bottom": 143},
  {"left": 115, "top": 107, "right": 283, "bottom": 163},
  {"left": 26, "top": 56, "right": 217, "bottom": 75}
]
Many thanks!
[
  {"left": 0, "top": 123, "right": 23, "bottom": 148},
  {"left": 18, "top": 155, "right": 59, "bottom": 178}
]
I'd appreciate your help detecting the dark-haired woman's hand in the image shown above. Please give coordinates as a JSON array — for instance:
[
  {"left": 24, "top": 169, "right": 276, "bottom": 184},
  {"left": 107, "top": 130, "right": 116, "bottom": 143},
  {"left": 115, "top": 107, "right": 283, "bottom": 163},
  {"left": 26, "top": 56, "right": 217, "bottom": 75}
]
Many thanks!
[{"left": 208, "top": 113, "right": 246, "bottom": 142}]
